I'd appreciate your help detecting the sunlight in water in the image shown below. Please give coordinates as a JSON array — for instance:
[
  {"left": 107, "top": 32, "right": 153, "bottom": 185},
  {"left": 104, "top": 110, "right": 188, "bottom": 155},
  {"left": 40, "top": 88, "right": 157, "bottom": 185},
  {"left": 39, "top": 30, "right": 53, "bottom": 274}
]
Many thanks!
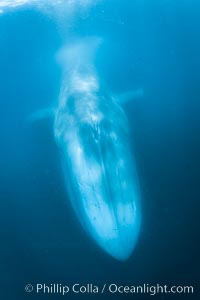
[
  {"left": 0, "top": 0, "right": 100, "bottom": 14},
  {"left": 0, "top": 0, "right": 142, "bottom": 261}
]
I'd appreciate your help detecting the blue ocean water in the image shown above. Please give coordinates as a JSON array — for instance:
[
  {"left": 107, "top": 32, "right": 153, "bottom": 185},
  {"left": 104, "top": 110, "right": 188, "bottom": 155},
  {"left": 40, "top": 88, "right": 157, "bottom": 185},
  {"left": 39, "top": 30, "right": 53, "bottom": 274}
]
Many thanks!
[{"left": 0, "top": 0, "right": 199, "bottom": 299}]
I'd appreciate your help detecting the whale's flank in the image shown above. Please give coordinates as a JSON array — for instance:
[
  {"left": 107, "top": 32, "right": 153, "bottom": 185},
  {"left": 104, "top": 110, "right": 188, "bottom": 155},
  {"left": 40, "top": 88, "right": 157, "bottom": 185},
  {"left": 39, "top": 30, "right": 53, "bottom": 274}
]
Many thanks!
[{"left": 54, "top": 39, "right": 141, "bottom": 260}]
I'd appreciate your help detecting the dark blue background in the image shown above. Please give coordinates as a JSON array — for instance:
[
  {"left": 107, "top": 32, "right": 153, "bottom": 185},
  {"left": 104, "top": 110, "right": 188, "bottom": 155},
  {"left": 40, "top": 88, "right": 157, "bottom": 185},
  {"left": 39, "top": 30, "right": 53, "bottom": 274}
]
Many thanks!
[{"left": 0, "top": 1, "right": 199, "bottom": 299}]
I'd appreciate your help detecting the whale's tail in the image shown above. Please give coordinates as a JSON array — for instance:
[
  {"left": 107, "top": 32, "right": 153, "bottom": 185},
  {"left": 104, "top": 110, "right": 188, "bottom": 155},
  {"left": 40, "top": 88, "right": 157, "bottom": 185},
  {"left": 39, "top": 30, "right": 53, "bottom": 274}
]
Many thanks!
[
  {"left": 28, "top": 37, "right": 102, "bottom": 122},
  {"left": 57, "top": 37, "right": 144, "bottom": 105},
  {"left": 28, "top": 36, "right": 144, "bottom": 124},
  {"left": 56, "top": 37, "right": 103, "bottom": 108},
  {"left": 57, "top": 37, "right": 102, "bottom": 75}
]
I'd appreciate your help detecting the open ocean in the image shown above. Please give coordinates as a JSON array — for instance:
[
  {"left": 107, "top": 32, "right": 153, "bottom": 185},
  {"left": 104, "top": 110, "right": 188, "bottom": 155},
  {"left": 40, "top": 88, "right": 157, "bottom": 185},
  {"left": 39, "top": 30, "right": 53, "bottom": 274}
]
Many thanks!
[{"left": 0, "top": 1, "right": 199, "bottom": 299}]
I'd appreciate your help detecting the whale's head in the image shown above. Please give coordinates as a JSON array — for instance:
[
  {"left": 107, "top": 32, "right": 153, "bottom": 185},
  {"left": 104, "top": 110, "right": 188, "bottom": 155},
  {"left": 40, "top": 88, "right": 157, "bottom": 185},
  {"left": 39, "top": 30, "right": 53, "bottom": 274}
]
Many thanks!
[{"left": 55, "top": 88, "right": 141, "bottom": 261}]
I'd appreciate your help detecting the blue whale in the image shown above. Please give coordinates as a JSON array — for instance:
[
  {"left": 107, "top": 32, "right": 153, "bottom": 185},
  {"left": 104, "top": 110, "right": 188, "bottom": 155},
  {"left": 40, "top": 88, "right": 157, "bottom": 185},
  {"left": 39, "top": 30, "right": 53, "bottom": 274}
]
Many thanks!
[
  {"left": 32, "top": 38, "right": 142, "bottom": 260},
  {"left": 53, "top": 38, "right": 142, "bottom": 260}
]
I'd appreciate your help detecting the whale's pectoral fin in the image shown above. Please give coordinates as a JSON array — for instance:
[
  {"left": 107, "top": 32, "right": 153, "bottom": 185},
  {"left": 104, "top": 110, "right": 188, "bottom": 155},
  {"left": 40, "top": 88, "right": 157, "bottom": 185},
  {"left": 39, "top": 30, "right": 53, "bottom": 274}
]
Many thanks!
[
  {"left": 27, "top": 107, "right": 55, "bottom": 123},
  {"left": 116, "top": 88, "right": 144, "bottom": 104}
]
